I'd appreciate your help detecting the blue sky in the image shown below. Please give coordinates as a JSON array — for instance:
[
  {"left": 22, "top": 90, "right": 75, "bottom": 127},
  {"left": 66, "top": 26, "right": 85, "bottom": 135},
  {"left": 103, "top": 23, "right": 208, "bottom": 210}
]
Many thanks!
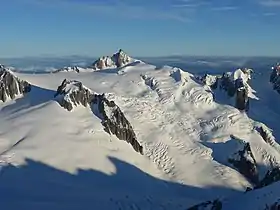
[{"left": 1, "top": 0, "right": 280, "bottom": 57}]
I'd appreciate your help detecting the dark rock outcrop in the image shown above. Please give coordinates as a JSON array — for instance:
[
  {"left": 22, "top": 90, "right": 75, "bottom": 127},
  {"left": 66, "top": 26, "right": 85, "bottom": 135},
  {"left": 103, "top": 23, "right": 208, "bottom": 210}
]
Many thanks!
[
  {"left": 256, "top": 167, "right": 280, "bottom": 189},
  {"left": 227, "top": 134, "right": 280, "bottom": 190},
  {"left": 54, "top": 79, "right": 143, "bottom": 154},
  {"left": 0, "top": 65, "right": 31, "bottom": 102},
  {"left": 264, "top": 199, "right": 280, "bottom": 210},
  {"left": 188, "top": 199, "right": 222, "bottom": 210},
  {"left": 200, "top": 74, "right": 219, "bottom": 90},
  {"left": 112, "top": 49, "right": 131, "bottom": 68},
  {"left": 270, "top": 68, "right": 278, "bottom": 83},
  {"left": 92, "top": 94, "right": 143, "bottom": 155},
  {"left": 255, "top": 125, "right": 276, "bottom": 145},
  {"left": 270, "top": 64, "right": 280, "bottom": 93},
  {"left": 198, "top": 68, "right": 252, "bottom": 111},
  {"left": 52, "top": 66, "right": 82, "bottom": 73},
  {"left": 228, "top": 135, "right": 259, "bottom": 185},
  {"left": 235, "top": 78, "right": 249, "bottom": 111},
  {"left": 92, "top": 56, "right": 116, "bottom": 70},
  {"left": 92, "top": 49, "right": 133, "bottom": 70},
  {"left": 219, "top": 73, "right": 236, "bottom": 97},
  {"left": 54, "top": 79, "right": 94, "bottom": 111}
]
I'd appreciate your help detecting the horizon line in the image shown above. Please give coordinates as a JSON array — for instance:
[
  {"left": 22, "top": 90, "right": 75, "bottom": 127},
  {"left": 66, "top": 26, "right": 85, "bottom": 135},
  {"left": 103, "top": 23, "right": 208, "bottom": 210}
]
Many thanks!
[{"left": 0, "top": 54, "right": 279, "bottom": 60}]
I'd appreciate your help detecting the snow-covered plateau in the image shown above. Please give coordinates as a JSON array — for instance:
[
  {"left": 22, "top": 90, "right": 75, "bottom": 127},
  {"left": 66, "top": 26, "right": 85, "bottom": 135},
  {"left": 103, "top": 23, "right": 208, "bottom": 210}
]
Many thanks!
[{"left": 0, "top": 51, "right": 280, "bottom": 210}]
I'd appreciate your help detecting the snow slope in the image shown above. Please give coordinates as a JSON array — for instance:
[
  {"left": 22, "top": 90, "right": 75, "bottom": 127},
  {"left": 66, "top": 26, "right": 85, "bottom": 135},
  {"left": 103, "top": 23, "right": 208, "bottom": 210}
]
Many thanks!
[{"left": 0, "top": 58, "right": 280, "bottom": 209}]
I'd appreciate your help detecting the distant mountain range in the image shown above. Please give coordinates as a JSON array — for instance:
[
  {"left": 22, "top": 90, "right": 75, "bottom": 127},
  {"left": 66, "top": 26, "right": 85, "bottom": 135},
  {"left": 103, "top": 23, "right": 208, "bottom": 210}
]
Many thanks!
[{"left": 0, "top": 50, "right": 279, "bottom": 210}]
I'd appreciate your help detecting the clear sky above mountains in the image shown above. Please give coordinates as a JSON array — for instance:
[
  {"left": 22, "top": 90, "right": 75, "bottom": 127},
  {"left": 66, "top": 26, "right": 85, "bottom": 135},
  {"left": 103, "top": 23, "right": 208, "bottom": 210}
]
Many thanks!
[{"left": 1, "top": 0, "right": 279, "bottom": 57}]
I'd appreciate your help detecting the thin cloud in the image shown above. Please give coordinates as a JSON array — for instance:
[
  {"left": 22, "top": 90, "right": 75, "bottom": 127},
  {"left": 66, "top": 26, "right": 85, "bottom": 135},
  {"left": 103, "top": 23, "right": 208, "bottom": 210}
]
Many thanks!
[
  {"left": 172, "top": 0, "right": 210, "bottom": 8},
  {"left": 20, "top": 0, "right": 192, "bottom": 22},
  {"left": 263, "top": 12, "right": 277, "bottom": 15},
  {"left": 259, "top": 0, "right": 280, "bottom": 7},
  {"left": 172, "top": 0, "right": 238, "bottom": 13},
  {"left": 172, "top": 4, "right": 201, "bottom": 8},
  {"left": 210, "top": 6, "right": 238, "bottom": 11}
]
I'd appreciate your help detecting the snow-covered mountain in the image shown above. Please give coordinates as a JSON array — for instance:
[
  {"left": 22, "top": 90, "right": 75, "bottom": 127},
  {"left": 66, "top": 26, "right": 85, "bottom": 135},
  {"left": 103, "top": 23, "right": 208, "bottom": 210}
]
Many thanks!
[
  {"left": 92, "top": 49, "right": 138, "bottom": 70},
  {"left": 52, "top": 66, "right": 94, "bottom": 73},
  {"left": 0, "top": 64, "right": 31, "bottom": 102},
  {"left": 51, "top": 50, "right": 140, "bottom": 73},
  {"left": 0, "top": 55, "right": 280, "bottom": 210}
]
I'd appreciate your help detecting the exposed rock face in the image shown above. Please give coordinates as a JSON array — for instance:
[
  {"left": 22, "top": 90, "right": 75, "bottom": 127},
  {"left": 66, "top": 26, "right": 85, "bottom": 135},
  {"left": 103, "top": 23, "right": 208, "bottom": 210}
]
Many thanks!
[
  {"left": 92, "top": 94, "right": 143, "bottom": 155},
  {"left": 52, "top": 66, "right": 83, "bottom": 73},
  {"left": 188, "top": 199, "right": 222, "bottom": 210},
  {"left": 0, "top": 65, "right": 31, "bottom": 102},
  {"left": 54, "top": 79, "right": 94, "bottom": 111},
  {"left": 264, "top": 199, "right": 280, "bottom": 210},
  {"left": 255, "top": 124, "right": 276, "bottom": 146},
  {"left": 92, "top": 49, "right": 133, "bottom": 70},
  {"left": 190, "top": 185, "right": 280, "bottom": 210},
  {"left": 270, "top": 64, "right": 280, "bottom": 93},
  {"left": 201, "top": 74, "right": 219, "bottom": 90},
  {"left": 219, "top": 73, "right": 236, "bottom": 97},
  {"left": 226, "top": 135, "right": 280, "bottom": 190},
  {"left": 235, "top": 78, "right": 249, "bottom": 111},
  {"left": 93, "top": 56, "right": 117, "bottom": 70},
  {"left": 256, "top": 167, "right": 280, "bottom": 189},
  {"left": 54, "top": 79, "right": 143, "bottom": 154},
  {"left": 228, "top": 135, "right": 259, "bottom": 185},
  {"left": 198, "top": 68, "right": 252, "bottom": 111},
  {"left": 112, "top": 49, "right": 131, "bottom": 68}
]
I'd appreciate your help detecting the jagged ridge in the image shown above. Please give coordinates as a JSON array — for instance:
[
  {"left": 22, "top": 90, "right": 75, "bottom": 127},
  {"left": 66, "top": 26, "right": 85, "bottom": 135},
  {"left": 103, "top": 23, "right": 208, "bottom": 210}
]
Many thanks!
[
  {"left": 92, "top": 49, "right": 133, "bottom": 70},
  {"left": 92, "top": 94, "right": 143, "bottom": 155},
  {"left": 0, "top": 64, "right": 31, "bottom": 102},
  {"left": 228, "top": 135, "right": 259, "bottom": 185},
  {"left": 197, "top": 68, "right": 252, "bottom": 111},
  {"left": 270, "top": 63, "right": 280, "bottom": 93},
  {"left": 52, "top": 66, "right": 83, "bottom": 73},
  {"left": 54, "top": 79, "right": 94, "bottom": 111},
  {"left": 54, "top": 79, "right": 143, "bottom": 154}
]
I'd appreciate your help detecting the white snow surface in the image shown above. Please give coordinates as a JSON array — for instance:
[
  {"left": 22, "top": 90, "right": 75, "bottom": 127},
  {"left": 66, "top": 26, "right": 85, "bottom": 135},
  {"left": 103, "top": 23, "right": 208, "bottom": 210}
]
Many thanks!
[
  {"left": 52, "top": 66, "right": 95, "bottom": 73},
  {"left": 0, "top": 61, "right": 280, "bottom": 209},
  {"left": 233, "top": 68, "right": 251, "bottom": 82}
]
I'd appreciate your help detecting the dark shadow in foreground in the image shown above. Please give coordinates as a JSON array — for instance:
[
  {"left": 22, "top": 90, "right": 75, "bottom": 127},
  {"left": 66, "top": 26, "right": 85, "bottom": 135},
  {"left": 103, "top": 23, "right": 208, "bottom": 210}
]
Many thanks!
[{"left": 0, "top": 157, "right": 241, "bottom": 210}]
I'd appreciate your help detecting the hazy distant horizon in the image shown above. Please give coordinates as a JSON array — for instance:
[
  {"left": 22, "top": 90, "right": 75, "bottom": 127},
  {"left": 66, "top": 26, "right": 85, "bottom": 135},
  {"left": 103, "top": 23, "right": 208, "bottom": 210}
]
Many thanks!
[
  {"left": 1, "top": 54, "right": 278, "bottom": 76},
  {"left": 1, "top": 54, "right": 279, "bottom": 60}
]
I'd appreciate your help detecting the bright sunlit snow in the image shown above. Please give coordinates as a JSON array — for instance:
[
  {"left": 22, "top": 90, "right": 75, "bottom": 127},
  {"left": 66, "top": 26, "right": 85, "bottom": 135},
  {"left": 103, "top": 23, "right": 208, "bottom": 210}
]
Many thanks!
[{"left": 0, "top": 53, "right": 280, "bottom": 210}]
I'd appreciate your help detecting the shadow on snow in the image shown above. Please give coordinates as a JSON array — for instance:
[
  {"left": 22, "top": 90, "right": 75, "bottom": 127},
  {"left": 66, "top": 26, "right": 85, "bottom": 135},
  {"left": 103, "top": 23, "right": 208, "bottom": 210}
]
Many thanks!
[
  {"left": 0, "top": 85, "right": 57, "bottom": 117},
  {"left": 0, "top": 156, "right": 241, "bottom": 210}
]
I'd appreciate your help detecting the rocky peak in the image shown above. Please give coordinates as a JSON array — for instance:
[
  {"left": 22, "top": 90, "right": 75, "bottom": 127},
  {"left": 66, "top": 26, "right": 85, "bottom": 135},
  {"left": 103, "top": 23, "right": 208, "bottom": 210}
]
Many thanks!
[
  {"left": 0, "top": 64, "right": 31, "bottom": 102},
  {"left": 255, "top": 124, "right": 276, "bottom": 146},
  {"left": 112, "top": 49, "right": 132, "bottom": 68},
  {"left": 197, "top": 68, "right": 251, "bottom": 111},
  {"left": 92, "top": 49, "right": 133, "bottom": 70},
  {"left": 226, "top": 135, "right": 280, "bottom": 189},
  {"left": 54, "top": 79, "right": 94, "bottom": 111},
  {"left": 228, "top": 135, "right": 259, "bottom": 185},
  {"left": 54, "top": 79, "right": 143, "bottom": 154},
  {"left": 270, "top": 63, "right": 280, "bottom": 93},
  {"left": 53, "top": 66, "right": 82, "bottom": 73}
]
